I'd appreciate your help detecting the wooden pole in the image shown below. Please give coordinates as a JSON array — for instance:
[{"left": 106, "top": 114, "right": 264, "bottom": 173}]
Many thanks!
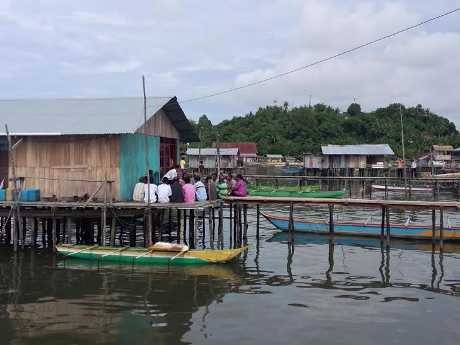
[
  {"left": 176, "top": 209, "right": 181, "bottom": 244},
  {"left": 328, "top": 204, "right": 334, "bottom": 234},
  {"left": 52, "top": 214, "right": 57, "bottom": 252},
  {"left": 439, "top": 208, "right": 444, "bottom": 250},
  {"left": 189, "top": 210, "right": 195, "bottom": 249},
  {"left": 32, "top": 218, "right": 37, "bottom": 248},
  {"left": 432, "top": 209, "right": 436, "bottom": 245},
  {"left": 256, "top": 204, "right": 260, "bottom": 240},
  {"left": 142, "top": 75, "right": 152, "bottom": 247},
  {"left": 380, "top": 207, "right": 386, "bottom": 241},
  {"left": 101, "top": 179, "right": 107, "bottom": 246},
  {"left": 385, "top": 207, "right": 391, "bottom": 244},
  {"left": 218, "top": 203, "right": 224, "bottom": 249},
  {"left": 243, "top": 204, "right": 248, "bottom": 244},
  {"left": 110, "top": 217, "right": 116, "bottom": 246},
  {"left": 208, "top": 208, "right": 214, "bottom": 248},
  {"left": 183, "top": 210, "right": 187, "bottom": 246},
  {"left": 288, "top": 202, "right": 294, "bottom": 244}
]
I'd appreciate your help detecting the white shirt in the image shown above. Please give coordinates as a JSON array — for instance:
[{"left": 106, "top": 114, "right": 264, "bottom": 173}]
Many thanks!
[
  {"left": 144, "top": 183, "right": 158, "bottom": 203},
  {"left": 163, "top": 168, "right": 177, "bottom": 181},
  {"left": 132, "top": 182, "right": 145, "bottom": 201},
  {"left": 157, "top": 183, "right": 172, "bottom": 203},
  {"left": 194, "top": 181, "right": 207, "bottom": 201}
]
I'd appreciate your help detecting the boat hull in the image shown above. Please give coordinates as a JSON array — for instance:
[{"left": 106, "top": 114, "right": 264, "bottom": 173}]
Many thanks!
[
  {"left": 372, "top": 184, "right": 433, "bottom": 192},
  {"left": 56, "top": 245, "right": 245, "bottom": 265},
  {"left": 262, "top": 212, "right": 460, "bottom": 241},
  {"left": 249, "top": 190, "right": 345, "bottom": 198}
]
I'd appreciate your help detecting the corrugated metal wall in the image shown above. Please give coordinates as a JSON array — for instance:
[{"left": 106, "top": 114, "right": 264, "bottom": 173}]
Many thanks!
[{"left": 119, "top": 134, "right": 160, "bottom": 201}]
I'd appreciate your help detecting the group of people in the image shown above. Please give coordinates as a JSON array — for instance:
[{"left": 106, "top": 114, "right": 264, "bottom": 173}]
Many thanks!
[{"left": 132, "top": 166, "right": 248, "bottom": 204}]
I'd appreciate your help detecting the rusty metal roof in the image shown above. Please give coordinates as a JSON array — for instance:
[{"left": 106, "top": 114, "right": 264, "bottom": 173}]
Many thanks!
[{"left": 217, "top": 142, "right": 257, "bottom": 155}]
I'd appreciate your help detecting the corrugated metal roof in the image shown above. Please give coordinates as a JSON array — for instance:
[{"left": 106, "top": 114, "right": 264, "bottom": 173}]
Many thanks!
[
  {"left": 322, "top": 144, "right": 394, "bottom": 156},
  {"left": 0, "top": 96, "right": 197, "bottom": 140},
  {"left": 266, "top": 154, "right": 283, "bottom": 158},
  {"left": 186, "top": 148, "right": 239, "bottom": 156},
  {"left": 217, "top": 142, "right": 257, "bottom": 154},
  {"left": 432, "top": 145, "right": 453, "bottom": 151}
]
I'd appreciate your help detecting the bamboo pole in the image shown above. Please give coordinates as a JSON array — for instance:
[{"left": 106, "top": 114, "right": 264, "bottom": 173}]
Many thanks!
[{"left": 328, "top": 204, "right": 334, "bottom": 234}]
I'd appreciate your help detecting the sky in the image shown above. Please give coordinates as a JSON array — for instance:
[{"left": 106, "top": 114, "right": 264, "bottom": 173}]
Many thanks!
[{"left": 1, "top": 0, "right": 460, "bottom": 125}]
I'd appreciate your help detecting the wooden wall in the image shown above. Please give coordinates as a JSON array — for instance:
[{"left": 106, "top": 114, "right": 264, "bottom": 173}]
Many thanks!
[
  {"left": 136, "top": 109, "right": 180, "bottom": 139},
  {"left": 11, "top": 135, "right": 120, "bottom": 200}
]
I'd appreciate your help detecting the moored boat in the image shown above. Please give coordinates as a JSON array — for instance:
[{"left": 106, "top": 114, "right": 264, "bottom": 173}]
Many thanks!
[
  {"left": 262, "top": 212, "right": 460, "bottom": 241},
  {"left": 56, "top": 244, "right": 246, "bottom": 265},
  {"left": 249, "top": 188, "right": 345, "bottom": 198},
  {"left": 372, "top": 184, "right": 433, "bottom": 192}
]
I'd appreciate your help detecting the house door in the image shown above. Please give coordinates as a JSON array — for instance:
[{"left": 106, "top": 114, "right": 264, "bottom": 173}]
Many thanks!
[{"left": 160, "top": 137, "right": 177, "bottom": 176}]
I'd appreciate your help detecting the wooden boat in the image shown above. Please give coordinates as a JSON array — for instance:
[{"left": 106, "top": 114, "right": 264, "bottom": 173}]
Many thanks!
[
  {"left": 56, "top": 244, "right": 246, "bottom": 265},
  {"left": 268, "top": 232, "right": 460, "bottom": 253},
  {"left": 262, "top": 212, "right": 460, "bottom": 241},
  {"left": 372, "top": 184, "right": 433, "bottom": 192},
  {"left": 249, "top": 188, "right": 345, "bottom": 198}
]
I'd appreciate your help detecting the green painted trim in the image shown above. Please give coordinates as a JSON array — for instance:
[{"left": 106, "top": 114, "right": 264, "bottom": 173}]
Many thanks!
[{"left": 119, "top": 134, "right": 160, "bottom": 201}]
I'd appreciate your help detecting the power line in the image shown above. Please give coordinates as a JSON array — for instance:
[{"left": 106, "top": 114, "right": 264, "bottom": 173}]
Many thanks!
[{"left": 181, "top": 7, "right": 460, "bottom": 103}]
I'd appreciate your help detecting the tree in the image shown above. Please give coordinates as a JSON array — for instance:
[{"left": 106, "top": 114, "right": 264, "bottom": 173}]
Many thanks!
[{"left": 347, "top": 103, "right": 361, "bottom": 116}]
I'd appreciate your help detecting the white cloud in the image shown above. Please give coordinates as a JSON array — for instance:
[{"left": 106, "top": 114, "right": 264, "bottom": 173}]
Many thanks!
[{"left": 0, "top": 0, "right": 459, "bottom": 127}]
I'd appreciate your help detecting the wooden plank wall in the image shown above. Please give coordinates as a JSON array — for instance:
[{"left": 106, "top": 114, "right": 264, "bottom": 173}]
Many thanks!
[
  {"left": 11, "top": 135, "right": 120, "bottom": 200},
  {"left": 136, "top": 109, "right": 180, "bottom": 139}
]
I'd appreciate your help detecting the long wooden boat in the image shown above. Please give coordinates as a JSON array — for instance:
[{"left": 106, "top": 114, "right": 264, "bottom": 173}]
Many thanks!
[
  {"left": 372, "top": 184, "right": 433, "bottom": 192},
  {"left": 268, "top": 232, "right": 460, "bottom": 253},
  {"left": 262, "top": 212, "right": 460, "bottom": 241},
  {"left": 249, "top": 189, "right": 345, "bottom": 198},
  {"left": 56, "top": 244, "right": 245, "bottom": 265}
]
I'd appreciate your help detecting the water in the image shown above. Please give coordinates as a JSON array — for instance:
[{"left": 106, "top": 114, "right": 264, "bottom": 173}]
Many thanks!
[{"left": 1, "top": 191, "right": 460, "bottom": 344}]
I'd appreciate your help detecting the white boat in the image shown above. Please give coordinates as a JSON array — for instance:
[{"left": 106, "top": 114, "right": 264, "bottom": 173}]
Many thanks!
[{"left": 371, "top": 184, "right": 433, "bottom": 192}]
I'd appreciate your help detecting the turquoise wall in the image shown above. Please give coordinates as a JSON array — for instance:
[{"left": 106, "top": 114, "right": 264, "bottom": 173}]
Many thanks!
[{"left": 119, "top": 134, "right": 160, "bottom": 201}]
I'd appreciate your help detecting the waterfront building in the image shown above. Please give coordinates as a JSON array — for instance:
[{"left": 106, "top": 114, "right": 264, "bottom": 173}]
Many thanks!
[{"left": 0, "top": 97, "right": 195, "bottom": 201}]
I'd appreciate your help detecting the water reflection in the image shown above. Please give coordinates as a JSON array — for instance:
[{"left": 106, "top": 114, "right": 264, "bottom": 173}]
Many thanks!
[{"left": 266, "top": 232, "right": 459, "bottom": 297}]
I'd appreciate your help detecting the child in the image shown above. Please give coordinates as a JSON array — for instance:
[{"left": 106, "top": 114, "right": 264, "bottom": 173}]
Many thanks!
[
  {"left": 157, "top": 177, "right": 172, "bottom": 203},
  {"left": 216, "top": 175, "right": 229, "bottom": 199},
  {"left": 182, "top": 176, "right": 196, "bottom": 203}
]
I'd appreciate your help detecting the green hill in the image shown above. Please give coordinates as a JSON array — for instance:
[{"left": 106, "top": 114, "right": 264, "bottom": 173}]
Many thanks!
[{"left": 191, "top": 103, "right": 460, "bottom": 158}]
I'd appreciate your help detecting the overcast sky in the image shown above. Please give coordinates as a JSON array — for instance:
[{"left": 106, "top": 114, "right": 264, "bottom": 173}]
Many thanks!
[{"left": 1, "top": 0, "right": 459, "bottom": 125}]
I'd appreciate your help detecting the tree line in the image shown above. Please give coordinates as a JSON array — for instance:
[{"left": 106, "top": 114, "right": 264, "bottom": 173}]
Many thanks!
[{"left": 190, "top": 102, "right": 460, "bottom": 158}]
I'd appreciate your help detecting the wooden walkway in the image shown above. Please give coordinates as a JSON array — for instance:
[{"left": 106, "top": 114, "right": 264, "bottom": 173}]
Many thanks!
[{"left": 225, "top": 196, "right": 460, "bottom": 210}]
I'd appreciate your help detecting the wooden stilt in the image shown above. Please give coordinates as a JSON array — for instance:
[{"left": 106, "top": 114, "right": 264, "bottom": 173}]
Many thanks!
[
  {"left": 110, "top": 217, "right": 116, "bottom": 246},
  {"left": 256, "top": 204, "right": 260, "bottom": 240},
  {"left": 52, "top": 216, "right": 57, "bottom": 252},
  {"left": 385, "top": 208, "right": 391, "bottom": 244},
  {"left": 189, "top": 210, "right": 195, "bottom": 249},
  {"left": 439, "top": 208, "right": 444, "bottom": 250},
  {"left": 432, "top": 209, "right": 436, "bottom": 245},
  {"left": 243, "top": 204, "right": 248, "bottom": 244},
  {"left": 176, "top": 209, "right": 181, "bottom": 244},
  {"left": 32, "top": 218, "right": 37, "bottom": 248},
  {"left": 380, "top": 207, "right": 386, "bottom": 241},
  {"left": 208, "top": 208, "right": 214, "bottom": 249},
  {"left": 328, "top": 204, "right": 334, "bottom": 234},
  {"left": 288, "top": 202, "right": 294, "bottom": 244},
  {"left": 218, "top": 203, "right": 224, "bottom": 249},
  {"left": 183, "top": 210, "right": 187, "bottom": 246}
]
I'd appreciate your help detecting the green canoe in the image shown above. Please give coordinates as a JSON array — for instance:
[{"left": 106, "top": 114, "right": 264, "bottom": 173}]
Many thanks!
[{"left": 57, "top": 245, "right": 246, "bottom": 265}]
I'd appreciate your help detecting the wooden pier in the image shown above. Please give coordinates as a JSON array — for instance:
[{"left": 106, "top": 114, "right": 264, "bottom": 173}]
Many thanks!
[{"left": 0, "top": 200, "right": 227, "bottom": 251}]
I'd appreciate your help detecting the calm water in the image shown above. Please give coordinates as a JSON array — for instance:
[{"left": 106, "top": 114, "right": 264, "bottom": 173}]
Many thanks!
[{"left": 1, "top": 193, "right": 460, "bottom": 344}]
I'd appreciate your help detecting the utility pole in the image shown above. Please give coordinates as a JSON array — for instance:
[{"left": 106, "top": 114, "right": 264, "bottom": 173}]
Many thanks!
[
  {"left": 216, "top": 131, "right": 221, "bottom": 176},
  {"left": 5, "top": 124, "right": 20, "bottom": 251},
  {"left": 142, "top": 76, "right": 152, "bottom": 246}
]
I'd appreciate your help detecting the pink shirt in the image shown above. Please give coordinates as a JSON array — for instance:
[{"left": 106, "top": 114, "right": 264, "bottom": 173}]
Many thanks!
[
  {"left": 232, "top": 179, "right": 247, "bottom": 197},
  {"left": 182, "top": 183, "right": 196, "bottom": 203}
]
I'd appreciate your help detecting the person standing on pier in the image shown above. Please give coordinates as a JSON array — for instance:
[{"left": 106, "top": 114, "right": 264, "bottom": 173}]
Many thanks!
[
  {"left": 164, "top": 164, "right": 179, "bottom": 182},
  {"left": 206, "top": 174, "right": 217, "bottom": 200},
  {"left": 182, "top": 175, "right": 196, "bottom": 203},
  {"left": 157, "top": 177, "right": 172, "bottom": 203}
]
